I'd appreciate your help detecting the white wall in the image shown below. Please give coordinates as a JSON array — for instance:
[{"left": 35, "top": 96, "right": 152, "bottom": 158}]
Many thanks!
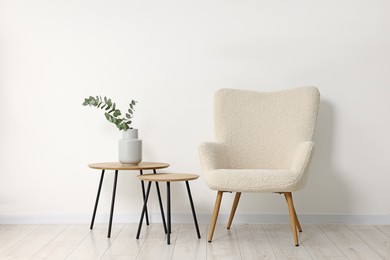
[{"left": 1, "top": 0, "right": 389, "bottom": 223}]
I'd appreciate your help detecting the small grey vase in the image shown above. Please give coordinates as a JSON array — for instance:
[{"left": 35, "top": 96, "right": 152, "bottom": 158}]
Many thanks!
[{"left": 118, "top": 128, "right": 142, "bottom": 165}]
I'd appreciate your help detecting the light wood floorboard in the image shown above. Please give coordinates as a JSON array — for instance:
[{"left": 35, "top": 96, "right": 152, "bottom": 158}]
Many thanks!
[
  {"left": 319, "top": 224, "right": 383, "bottom": 260},
  {"left": 0, "top": 224, "right": 68, "bottom": 259},
  {"left": 0, "top": 224, "right": 40, "bottom": 255},
  {"left": 377, "top": 225, "right": 390, "bottom": 237},
  {"left": 207, "top": 224, "right": 241, "bottom": 260},
  {"left": 171, "top": 223, "right": 207, "bottom": 260},
  {"left": 31, "top": 224, "right": 91, "bottom": 259},
  {"left": 66, "top": 223, "right": 124, "bottom": 260},
  {"left": 1, "top": 224, "right": 390, "bottom": 259},
  {"left": 101, "top": 223, "right": 149, "bottom": 260},
  {"left": 235, "top": 224, "right": 276, "bottom": 259},
  {"left": 348, "top": 225, "right": 390, "bottom": 260},
  {"left": 136, "top": 223, "right": 179, "bottom": 260},
  {"left": 263, "top": 224, "right": 312, "bottom": 259},
  {"left": 299, "top": 224, "right": 347, "bottom": 259}
]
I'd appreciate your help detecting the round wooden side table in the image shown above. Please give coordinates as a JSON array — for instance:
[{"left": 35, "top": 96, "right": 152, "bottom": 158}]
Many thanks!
[
  {"left": 88, "top": 162, "right": 169, "bottom": 238},
  {"left": 136, "top": 173, "right": 201, "bottom": 245}
]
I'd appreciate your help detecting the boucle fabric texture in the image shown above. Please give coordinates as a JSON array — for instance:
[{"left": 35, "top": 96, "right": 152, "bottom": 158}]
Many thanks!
[{"left": 199, "top": 87, "right": 320, "bottom": 192}]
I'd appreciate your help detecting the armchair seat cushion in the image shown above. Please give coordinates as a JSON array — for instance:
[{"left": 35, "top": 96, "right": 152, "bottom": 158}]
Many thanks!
[{"left": 204, "top": 169, "right": 302, "bottom": 192}]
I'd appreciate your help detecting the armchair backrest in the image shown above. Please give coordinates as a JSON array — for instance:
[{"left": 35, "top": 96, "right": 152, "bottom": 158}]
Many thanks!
[{"left": 214, "top": 87, "right": 320, "bottom": 169}]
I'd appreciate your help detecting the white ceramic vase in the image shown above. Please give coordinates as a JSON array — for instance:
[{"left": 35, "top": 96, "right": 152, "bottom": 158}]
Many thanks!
[{"left": 118, "top": 128, "right": 142, "bottom": 165}]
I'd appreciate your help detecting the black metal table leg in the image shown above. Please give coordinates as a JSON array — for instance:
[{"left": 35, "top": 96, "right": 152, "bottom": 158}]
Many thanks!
[
  {"left": 167, "top": 181, "right": 171, "bottom": 245},
  {"left": 154, "top": 169, "right": 168, "bottom": 234},
  {"left": 186, "top": 181, "right": 201, "bottom": 239},
  {"left": 139, "top": 170, "right": 150, "bottom": 226},
  {"left": 90, "top": 170, "right": 105, "bottom": 230},
  {"left": 136, "top": 181, "right": 152, "bottom": 239},
  {"left": 108, "top": 170, "right": 118, "bottom": 238}
]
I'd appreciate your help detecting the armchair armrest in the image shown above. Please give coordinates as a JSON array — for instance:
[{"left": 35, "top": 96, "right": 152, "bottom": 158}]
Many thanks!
[
  {"left": 291, "top": 141, "right": 315, "bottom": 174},
  {"left": 199, "top": 142, "right": 228, "bottom": 171}
]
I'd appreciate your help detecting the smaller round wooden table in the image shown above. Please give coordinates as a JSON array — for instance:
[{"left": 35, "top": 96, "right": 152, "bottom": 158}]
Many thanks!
[
  {"left": 88, "top": 162, "right": 169, "bottom": 238},
  {"left": 136, "top": 173, "right": 201, "bottom": 245}
]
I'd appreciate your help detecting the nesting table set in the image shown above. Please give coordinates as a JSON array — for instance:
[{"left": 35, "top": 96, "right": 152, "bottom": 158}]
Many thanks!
[{"left": 88, "top": 162, "right": 200, "bottom": 245}]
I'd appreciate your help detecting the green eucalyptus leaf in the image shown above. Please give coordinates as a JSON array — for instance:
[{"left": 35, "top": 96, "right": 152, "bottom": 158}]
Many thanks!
[
  {"left": 124, "top": 125, "right": 129, "bottom": 131},
  {"left": 109, "top": 104, "right": 117, "bottom": 114},
  {"left": 104, "top": 112, "right": 110, "bottom": 120},
  {"left": 105, "top": 114, "right": 114, "bottom": 123},
  {"left": 113, "top": 110, "right": 121, "bottom": 117}
]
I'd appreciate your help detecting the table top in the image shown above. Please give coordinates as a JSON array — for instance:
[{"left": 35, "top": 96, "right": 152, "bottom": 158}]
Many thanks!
[
  {"left": 137, "top": 173, "right": 199, "bottom": 182},
  {"left": 88, "top": 162, "right": 170, "bottom": 170}
]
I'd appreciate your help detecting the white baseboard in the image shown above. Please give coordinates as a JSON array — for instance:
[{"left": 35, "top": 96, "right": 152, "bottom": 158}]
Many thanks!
[{"left": 1, "top": 213, "right": 389, "bottom": 225}]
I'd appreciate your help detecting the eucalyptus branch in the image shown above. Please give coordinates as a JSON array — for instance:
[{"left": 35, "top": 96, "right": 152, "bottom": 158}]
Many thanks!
[{"left": 82, "top": 96, "right": 137, "bottom": 131}]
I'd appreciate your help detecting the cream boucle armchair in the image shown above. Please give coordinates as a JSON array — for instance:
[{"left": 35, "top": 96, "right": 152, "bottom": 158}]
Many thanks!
[{"left": 199, "top": 86, "right": 320, "bottom": 246}]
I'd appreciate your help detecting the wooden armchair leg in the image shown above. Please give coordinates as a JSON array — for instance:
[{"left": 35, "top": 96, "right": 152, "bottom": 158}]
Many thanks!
[
  {"left": 285, "top": 192, "right": 299, "bottom": 246},
  {"left": 294, "top": 209, "right": 302, "bottom": 232},
  {"left": 208, "top": 191, "right": 223, "bottom": 242},
  {"left": 283, "top": 193, "right": 302, "bottom": 232},
  {"left": 227, "top": 192, "right": 241, "bottom": 229}
]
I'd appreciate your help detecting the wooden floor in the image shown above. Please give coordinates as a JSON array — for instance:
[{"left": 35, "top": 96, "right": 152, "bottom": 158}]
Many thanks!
[{"left": 0, "top": 223, "right": 389, "bottom": 259}]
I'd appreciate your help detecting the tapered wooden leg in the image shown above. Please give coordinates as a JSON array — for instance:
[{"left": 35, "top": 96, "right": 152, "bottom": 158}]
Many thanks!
[
  {"left": 283, "top": 193, "right": 302, "bottom": 232},
  {"left": 294, "top": 208, "right": 302, "bottom": 232},
  {"left": 285, "top": 192, "right": 299, "bottom": 246},
  {"left": 208, "top": 191, "right": 223, "bottom": 242},
  {"left": 227, "top": 192, "right": 241, "bottom": 229}
]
